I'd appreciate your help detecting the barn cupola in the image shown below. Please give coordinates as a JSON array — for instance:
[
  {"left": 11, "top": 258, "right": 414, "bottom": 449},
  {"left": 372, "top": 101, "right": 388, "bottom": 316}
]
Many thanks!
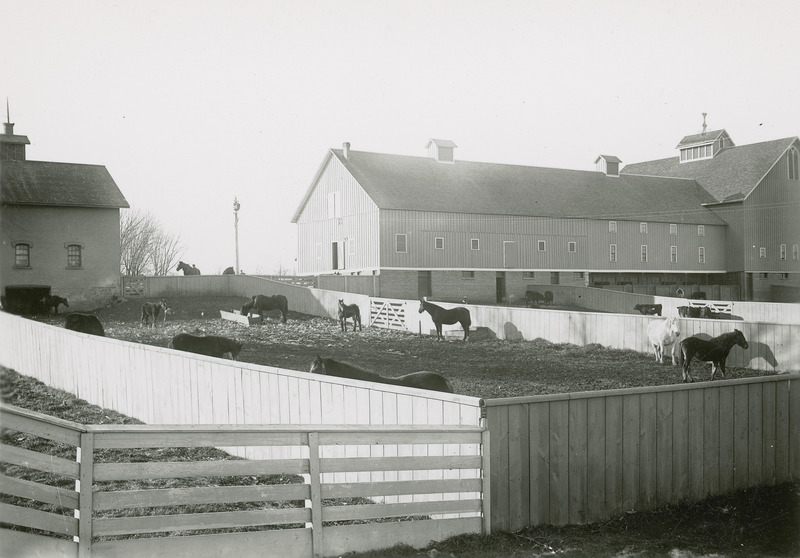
[
  {"left": 595, "top": 155, "right": 621, "bottom": 177},
  {"left": 426, "top": 138, "right": 457, "bottom": 163},
  {"left": 676, "top": 114, "right": 734, "bottom": 163},
  {"left": 1, "top": 101, "right": 30, "bottom": 162}
]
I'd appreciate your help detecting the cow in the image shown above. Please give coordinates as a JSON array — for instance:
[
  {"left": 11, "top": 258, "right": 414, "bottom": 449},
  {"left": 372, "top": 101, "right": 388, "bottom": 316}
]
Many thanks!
[
  {"left": 41, "top": 295, "right": 69, "bottom": 314},
  {"left": 525, "top": 290, "right": 545, "bottom": 307},
  {"left": 64, "top": 313, "right": 105, "bottom": 336},
  {"left": 634, "top": 303, "right": 662, "bottom": 316},
  {"left": 169, "top": 333, "right": 243, "bottom": 360},
  {"left": 141, "top": 300, "right": 169, "bottom": 327},
  {"left": 677, "top": 306, "right": 703, "bottom": 318},
  {"left": 544, "top": 291, "right": 554, "bottom": 306}
]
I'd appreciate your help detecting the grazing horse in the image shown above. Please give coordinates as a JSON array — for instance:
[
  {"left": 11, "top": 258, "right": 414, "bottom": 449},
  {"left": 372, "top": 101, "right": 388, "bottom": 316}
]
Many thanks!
[
  {"left": 680, "top": 329, "right": 748, "bottom": 382},
  {"left": 241, "top": 294, "right": 289, "bottom": 323},
  {"left": 41, "top": 295, "right": 69, "bottom": 314},
  {"left": 525, "top": 290, "right": 545, "bottom": 307},
  {"left": 223, "top": 267, "right": 235, "bottom": 275},
  {"left": 141, "top": 299, "right": 169, "bottom": 327},
  {"left": 635, "top": 303, "right": 663, "bottom": 316},
  {"left": 337, "top": 299, "right": 362, "bottom": 332},
  {"left": 64, "top": 313, "right": 105, "bottom": 337},
  {"left": 177, "top": 261, "right": 201, "bottom": 275},
  {"left": 169, "top": 333, "right": 243, "bottom": 360},
  {"left": 310, "top": 355, "right": 453, "bottom": 393},
  {"left": 646, "top": 317, "right": 681, "bottom": 365},
  {"left": 419, "top": 298, "right": 471, "bottom": 341}
]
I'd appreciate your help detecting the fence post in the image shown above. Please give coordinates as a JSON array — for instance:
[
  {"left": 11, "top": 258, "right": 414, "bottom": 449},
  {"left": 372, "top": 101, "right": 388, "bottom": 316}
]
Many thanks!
[
  {"left": 481, "top": 429, "right": 491, "bottom": 535},
  {"left": 308, "top": 431, "right": 323, "bottom": 558},
  {"left": 78, "top": 432, "right": 95, "bottom": 558}
]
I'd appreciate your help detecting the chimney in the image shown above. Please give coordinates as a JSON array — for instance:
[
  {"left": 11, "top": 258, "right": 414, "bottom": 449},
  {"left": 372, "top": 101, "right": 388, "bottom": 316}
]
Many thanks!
[
  {"left": 425, "top": 139, "right": 457, "bottom": 163},
  {"left": 342, "top": 142, "right": 350, "bottom": 160},
  {"left": 594, "top": 155, "right": 621, "bottom": 177},
  {"left": 3, "top": 122, "right": 13, "bottom": 135}
]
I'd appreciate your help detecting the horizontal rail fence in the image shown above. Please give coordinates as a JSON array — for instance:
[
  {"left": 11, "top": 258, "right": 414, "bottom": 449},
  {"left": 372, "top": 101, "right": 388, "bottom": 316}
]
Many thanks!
[
  {"left": 0, "top": 404, "right": 487, "bottom": 558},
  {"left": 483, "top": 375, "right": 800, "bottom": 532}
]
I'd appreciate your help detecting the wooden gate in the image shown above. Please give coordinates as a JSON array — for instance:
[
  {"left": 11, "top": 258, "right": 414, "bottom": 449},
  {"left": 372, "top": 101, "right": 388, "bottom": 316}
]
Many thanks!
[
  {"left": 122, "top": 276, "right": 146, "bottom": 297},
  {"left": 370, "top": 299, "right": 406, "bottom": 330}
]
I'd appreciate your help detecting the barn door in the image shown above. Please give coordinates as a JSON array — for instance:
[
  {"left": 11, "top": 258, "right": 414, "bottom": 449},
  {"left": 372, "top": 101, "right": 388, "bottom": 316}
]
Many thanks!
[
  {"left": 503, "top": 241, "right": 518, "bottom": 268},
  {"left": 418, "top": 271, "right": 432, "bottom": 299},
  {"left": 331, "top": 242, "right": 341, "bottom": 270}
]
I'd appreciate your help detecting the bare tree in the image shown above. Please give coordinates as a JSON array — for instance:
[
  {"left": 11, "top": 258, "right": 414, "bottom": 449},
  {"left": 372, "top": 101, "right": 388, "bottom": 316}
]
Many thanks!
[{"left": 120, "top": 208, "right": 183, "bottom": 276}]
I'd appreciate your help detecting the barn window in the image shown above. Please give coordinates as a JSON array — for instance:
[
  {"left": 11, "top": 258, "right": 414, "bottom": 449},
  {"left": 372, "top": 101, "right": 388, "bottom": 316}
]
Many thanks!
[
  {"left": 396, "top": 234, "right": 407, "bottom": 253},
  {"left": 780, "top": 244, "right": 787, "bottom": 260},
  {"left": 759, "top": 247, "right": 767, "bottom": 258},
  {"left": 794, "top": 244, "right": 799, "bottom": 260},
  {"left": 697, "top": 225, "right": 705, "bottom": 236},
  {"left": 461, "top": 271, "right": 475, "bottom": 279},
  {"left": 698, "top": 247, "right": 706, "bottom": 264},
  {"left": 434, "top": 237, "right": 444, "bottom": 250},
  {"left": 537, "top": 240, "right": 546, "bottom": 252},
  {"left": 471, "top": 238, "right": 479, "bottom": 251},
  {"left": 15, "top": 243, "right": 30, "bottom": 267},
  {"left": 609, "top": 244, "right": 617, "bottom": 262},
  {"left": 670, "top": 224, "right": 677, "bottom": 235},
  {"left": 640, "top": 222, "right": 648, "bottom": 234},
  {"left": 67, "top": 244, "right": 82, "bottom": 268},
  {"left": 641, "top": 245, "right": 648, "bottom": 262},
  {"left": 670, "top": 246, "right": 677, "bottom": 263},
  {"left": 608, "top": 221, "right": 617, "bottom": 233},
  {"left": 568, "top": 241, "right": 576, "bottom": 253},
  {"left": 523, "top": 271, "right": 535, "bottom": 279},
  {"left": 788, "top": 147, "right": 799, "bottom": 180}
]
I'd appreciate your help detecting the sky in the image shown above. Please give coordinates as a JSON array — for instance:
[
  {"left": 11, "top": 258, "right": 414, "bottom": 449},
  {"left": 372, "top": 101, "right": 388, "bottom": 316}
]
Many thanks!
[{"left": 2, "top": 0, "right": 799, "bottom": 275}]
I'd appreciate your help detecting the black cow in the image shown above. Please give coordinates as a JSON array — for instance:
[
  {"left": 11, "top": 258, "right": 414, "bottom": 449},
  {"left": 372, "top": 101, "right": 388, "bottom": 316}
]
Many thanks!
[
  {"left": 41, "top": 295, "right": 69, "bottom": 314},
  {"left": 544, "top": 291, "right": 554, "bottom": 306},
  {"left": 169, "top": 333, "right": 244, "bottom": 360},
  {"left": 64, "top": 313, "right": 105, "bottom": 336},
  {"left": 634, "top": 303, "right": 662, "bottom": 316},
  {"left": 677, "top": 306, "right": 704, "bottom": 318},
  {"left": 525, "top": 290, "right": 545, "bottom": 307}
]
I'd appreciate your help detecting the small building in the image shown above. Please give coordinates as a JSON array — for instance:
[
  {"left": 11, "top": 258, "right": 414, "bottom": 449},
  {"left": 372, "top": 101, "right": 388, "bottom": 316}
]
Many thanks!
[{"left": 1, "top": 118, "right": 129, "bottom": 311}]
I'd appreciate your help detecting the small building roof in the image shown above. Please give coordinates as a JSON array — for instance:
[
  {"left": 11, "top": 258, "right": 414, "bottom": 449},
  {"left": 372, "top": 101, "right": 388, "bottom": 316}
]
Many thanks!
[
  {"left": 676, "top": 129, "right": 727, "bottom": 148},
  {"left": 1, "top": 160, "right": 129, "bottom": 208},
  {"left": 595, "top": 155, "right": 622, "bottom": 163},
  {"left": 425, "top": 139, "right": 458, "bottom": 148}
]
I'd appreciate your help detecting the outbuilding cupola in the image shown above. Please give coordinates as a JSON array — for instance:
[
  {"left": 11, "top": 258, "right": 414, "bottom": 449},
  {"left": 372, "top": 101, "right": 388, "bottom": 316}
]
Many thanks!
[
  {"left": 676, "top": 114, "right": 734, "bottom": 163},
  {"left": 1, "top": 102, "right": 30, "bottom": 162},
  {"left": 594, "top": 154, "right": 621, "bottom": 177},
  {"left": 426, "top": 138, "right": 457, "bottom": 163}
]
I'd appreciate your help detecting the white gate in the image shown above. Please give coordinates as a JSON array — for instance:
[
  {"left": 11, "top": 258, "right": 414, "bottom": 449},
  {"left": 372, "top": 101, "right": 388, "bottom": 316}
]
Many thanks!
[{"left": 370, "top": 299, "right": 406, "bottom": 330}]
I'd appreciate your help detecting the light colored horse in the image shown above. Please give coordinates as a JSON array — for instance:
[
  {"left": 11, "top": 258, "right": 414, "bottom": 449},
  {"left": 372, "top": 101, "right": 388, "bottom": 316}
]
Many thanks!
[{"left": 647, "top": 316, "right": 681, "bottom": 365}]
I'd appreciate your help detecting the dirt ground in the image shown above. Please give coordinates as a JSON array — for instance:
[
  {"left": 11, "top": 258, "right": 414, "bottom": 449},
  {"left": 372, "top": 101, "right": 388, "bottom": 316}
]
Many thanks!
[{"left": 32, "top": 295, "right": 772, "bottom": 399}]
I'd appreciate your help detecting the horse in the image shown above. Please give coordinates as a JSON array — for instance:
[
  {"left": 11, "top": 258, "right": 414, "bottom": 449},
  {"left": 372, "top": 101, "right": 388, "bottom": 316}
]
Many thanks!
[
  {"left": 525, "top": 290, "right": 545, "bottom": 307},
  {"left": 177, "top": 261, "right": 201, "bottom": 275},
  {"left": 419, "top": 298, "right": 471, "bottom": 341},
  {"left": 241, "top": 294, "right": 289, "bottom": 323},
  {"left": 169, "top": 333, "right": 243, "bottom": 360},
  {"left": 646, "top": 317, "right": 681, "bottom": 365},
  {"left": 679, "top": 329, "right": 748, "bottom": 382},
  {"left": 544, "top": 291, "right": 554, "bottom": 306},
  {"left": 223, "top": 267, "right": 235, "bottom": 275},
  {"left": 41, "top": 295, "right": 69, "bottom": 314},
  {"left": 141, "top": 299, "right": 169, "bottom": 327},
  {"left": 64, "top": 313, "right": 105, "bottom": 337},
  {"left": 310, "top": 355, "right": 453, "bottom": 393},
  {"left": 635, "top": 303, "right": 662, "bottom": 316},
  {"left": 337, "top": 299, "right": 362, "bottom": 332}
]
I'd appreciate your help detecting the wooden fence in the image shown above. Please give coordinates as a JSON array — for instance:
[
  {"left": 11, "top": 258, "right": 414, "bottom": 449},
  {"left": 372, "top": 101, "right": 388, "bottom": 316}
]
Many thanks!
[
  {"left": 0, "top": 403, "right": 488, "bottom": 558},
  {"left": 484, "top": 374, "right": 800, "bottom": 532}
]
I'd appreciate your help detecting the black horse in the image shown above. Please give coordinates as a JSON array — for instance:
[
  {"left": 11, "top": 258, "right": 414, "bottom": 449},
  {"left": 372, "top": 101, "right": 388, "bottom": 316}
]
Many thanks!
[
  {"left": 41, "top": 295, "right": 69, "bottom": 314},
  {"left": 177, "top": 261, "right": 201, "bottom": 275},
  {"left": 679, "top": 329, "right": 749, "bottom": 382},
  {"left": 241, "top": 294, "right": 289, "bottom": 323},
  {"left": 338, "top": 299, "right": 362, "bottom": 332},
  {"left": 310, "top": 355, "right": 453, "bottom": 393},
  {"left": 418, "top": 298, "right": 471, "bottom": 341}
]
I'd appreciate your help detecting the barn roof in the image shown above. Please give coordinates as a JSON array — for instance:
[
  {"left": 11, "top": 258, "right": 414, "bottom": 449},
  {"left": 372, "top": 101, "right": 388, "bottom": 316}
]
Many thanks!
[
  {"left": 1, "top": 160, "right": 129, "bottom": 208},
  {"left": 622, "top": 137, "right": 799, "bottom": 203},
  {"left": 676, "top": 129, "right": 727, "bottom": 148},
  {"left": 293, "top": 148, "right": 726, "bottom": 225}
]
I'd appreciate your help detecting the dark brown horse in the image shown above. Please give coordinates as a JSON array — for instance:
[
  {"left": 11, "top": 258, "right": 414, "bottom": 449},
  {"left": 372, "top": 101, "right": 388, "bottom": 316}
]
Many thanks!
[
  {"left": 418, "top": 299, "right": 471, "bottom": 341},
  {"left": 310, "top": 356, "right": 453, "bottom": 393},
  {"left": 679, "top": 329, "right": 748, "bottom": 382},
  {"left": 241, "top": 294, "right": 289, "bottom": 323},
  {"left": 337, "top": 299, "right": 362, "bottom": 332},
  {"left": 177, "top": 261, "right": 201, "bottom": 275}
]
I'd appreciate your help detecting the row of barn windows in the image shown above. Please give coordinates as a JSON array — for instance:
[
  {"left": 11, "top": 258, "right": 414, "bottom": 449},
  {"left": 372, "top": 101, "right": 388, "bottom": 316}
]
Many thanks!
[
  {"left": 759, "top": 244, "right": 800, "bottom": 260},
  {"left": 609, "top": 221, "right": 706, "bottom": 236},
  {"left": 608, "top": 244, "right": 708, "bottom": 264},
  {"left": 14, "top": 243, "right": 82, "bottom": 268}
]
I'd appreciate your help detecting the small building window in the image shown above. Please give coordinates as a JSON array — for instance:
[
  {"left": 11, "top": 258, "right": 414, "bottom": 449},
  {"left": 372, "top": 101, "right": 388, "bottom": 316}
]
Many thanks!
[
  {"left": 15, "top": 243, "right": 31, "bottom": 267},
  {"left": 609, "top": 244, "right": 617, "bottom": 262},
  {"left": 759, "top": 247, "right": 767, "bottom": 258},
  {"left": 471, "top": 238, "right": 479, "bottom": 251},
  {"left": 793, "top": 244, "right": 799, "bottom": 260},
  {"left": 780, "top": 244, "right": 787, "bottom": 260},
  {"left": 396, "top": 234, "right": 407, "bottom": 253},
  {"left": 67, "top": 244, "right": 82, "bottom": 267},
  {"left": 608, "top": 221, "right": 617, "bottom": 233},
  {"left": 698, "top": 247, "right": 706, "bottom": 264},
  {"left": 461, "top": 271, "right": 475, "bottom": 279},
  {"left": 670, "top": 246, "right": 677, "bottom": 263},
  {"left": 537, "top": 240, "right": 546, "bottom": 252},
  {"left": 669, "top": 224, "right": 677, "bottom": 235},
  {"left": 567, "top": 241, "right": 576, "bottom": 253},
  {"left": 788, "top": 147, "right": 799, "bottom": 180},
  {"left": 641, "top": 245, "right": 648, "bottom": 262},
  {"left": 434, "top": 237, "right": 444, "bottom": 250},
  {"left": 523, "top": 271, "right": 535, "bottom": 279},
  {"left": 697, "top": 225, "right": 705, "bottom": 236},
  {"left": 640, "top": 222, "right": 648, "bottom": 234}
]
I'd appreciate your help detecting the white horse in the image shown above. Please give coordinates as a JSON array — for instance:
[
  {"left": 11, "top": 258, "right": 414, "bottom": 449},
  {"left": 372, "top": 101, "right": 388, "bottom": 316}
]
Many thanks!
[{"left": 647, "top": 317, "right": 681, "bottom": 365}]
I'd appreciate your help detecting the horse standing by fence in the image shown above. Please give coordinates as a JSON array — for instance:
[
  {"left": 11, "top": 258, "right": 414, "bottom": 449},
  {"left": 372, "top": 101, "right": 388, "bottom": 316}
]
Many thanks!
[
  {"left": 337, "top": 299, "right": 362, "bottom": 332},
  {"left": 40, "top": 295, "right": 69, "bottom": 314},
  {"left": 418, "top": 299, "right": 471, "bottom": 341},
  {"left": 141, "top": 299, "right": 169, "bottom": 327},
  {"left": 646, "top": 316, "right": 681, "bottom": 365},
  {"left": 177, "top": 261, "right": 201, "bottom": 275},
  {"left": 310, "top": 355, "right": 453, "bottom": 393},
  {"left": 679, "top": 329, "right": 749, "bottom": 382},
  {"left": 241, "top": 294, "right": 289, "bottom": 323}
]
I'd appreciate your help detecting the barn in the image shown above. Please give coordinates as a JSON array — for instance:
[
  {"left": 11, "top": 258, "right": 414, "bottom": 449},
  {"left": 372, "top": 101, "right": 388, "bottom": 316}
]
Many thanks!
[
  {"left": 0, "top": 117, "right": 129, "bottom": 311},
  {"left": 292, "top": 127, "right": 799, "bottom": 303}
]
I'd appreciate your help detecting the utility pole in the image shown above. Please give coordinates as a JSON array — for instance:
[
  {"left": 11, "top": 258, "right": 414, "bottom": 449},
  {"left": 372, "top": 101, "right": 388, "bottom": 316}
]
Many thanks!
[{"left": 233, "top": 197, "right": 241, "bottom": 274}]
